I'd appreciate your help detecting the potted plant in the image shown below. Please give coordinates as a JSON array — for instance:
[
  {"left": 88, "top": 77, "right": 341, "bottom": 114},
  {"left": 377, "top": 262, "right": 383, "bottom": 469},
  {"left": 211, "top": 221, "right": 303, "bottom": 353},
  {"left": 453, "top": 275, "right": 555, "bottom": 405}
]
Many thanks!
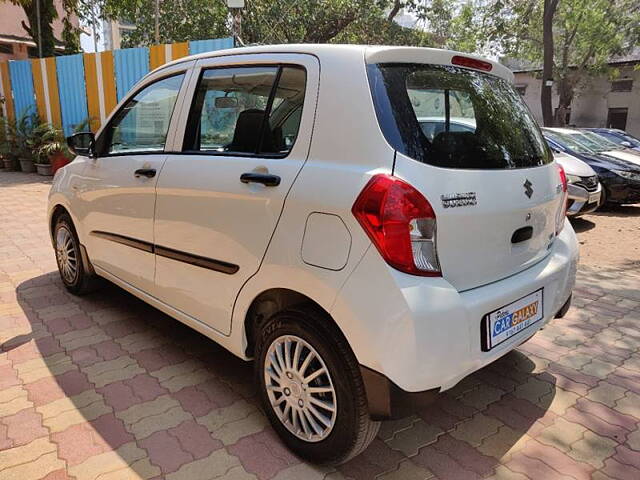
[
  {"left": 0, "top": 116, "right": 18, "bottom": 171},
  {"left": 37, "top": 125, "right": 70, "bottom": 175},
  {"left": 14, "top": 112, "right": 40, "bottom": 173}
]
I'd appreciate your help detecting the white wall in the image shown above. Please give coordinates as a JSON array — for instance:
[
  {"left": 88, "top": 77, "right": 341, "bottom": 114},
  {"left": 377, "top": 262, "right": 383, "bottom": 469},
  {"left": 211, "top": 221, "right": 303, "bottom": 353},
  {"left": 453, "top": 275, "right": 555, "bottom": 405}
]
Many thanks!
[{"left": 514, "top": 66, "right": 640, "bottom": 137}]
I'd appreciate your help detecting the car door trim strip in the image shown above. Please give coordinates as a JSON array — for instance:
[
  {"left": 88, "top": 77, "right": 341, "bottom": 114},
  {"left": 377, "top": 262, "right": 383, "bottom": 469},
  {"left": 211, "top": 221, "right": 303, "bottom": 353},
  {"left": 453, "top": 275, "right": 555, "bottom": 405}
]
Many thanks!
[
  {"left": 90, "top": 231, "right": 154, "bottom": 253},
  {"left": 90, "top": 230, "right": 239, "bottom": 275},
  {"left": 154, "top": 245, "right": 239, "bottom": 275}
]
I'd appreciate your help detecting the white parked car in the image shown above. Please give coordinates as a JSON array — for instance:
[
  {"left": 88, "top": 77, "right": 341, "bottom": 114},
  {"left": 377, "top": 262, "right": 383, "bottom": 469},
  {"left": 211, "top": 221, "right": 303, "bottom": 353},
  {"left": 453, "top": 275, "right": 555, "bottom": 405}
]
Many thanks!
[
  {"left": 49, "top": 45, "right": 578, "bottom": 464},
  {"left": 553, "top": 152, "right": 602, "bottom": 216}
]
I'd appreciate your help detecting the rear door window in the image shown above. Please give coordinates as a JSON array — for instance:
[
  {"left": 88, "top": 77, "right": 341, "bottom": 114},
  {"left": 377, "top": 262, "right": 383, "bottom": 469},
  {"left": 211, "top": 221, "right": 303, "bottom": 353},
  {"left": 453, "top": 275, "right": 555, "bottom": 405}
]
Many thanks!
[
  {"left": 368, "top": 64, "right": 552, "bottom": 169},
  {"left": 183, "top": 65, "right": 306, "bottom": 156}
]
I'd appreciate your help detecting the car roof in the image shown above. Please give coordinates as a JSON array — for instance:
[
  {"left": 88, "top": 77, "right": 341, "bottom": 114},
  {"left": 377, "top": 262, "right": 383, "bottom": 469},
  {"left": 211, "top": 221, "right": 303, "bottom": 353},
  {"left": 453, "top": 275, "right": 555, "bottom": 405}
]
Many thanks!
[{"left": 151, "top": 44, "right": 514, "bottom": 83}]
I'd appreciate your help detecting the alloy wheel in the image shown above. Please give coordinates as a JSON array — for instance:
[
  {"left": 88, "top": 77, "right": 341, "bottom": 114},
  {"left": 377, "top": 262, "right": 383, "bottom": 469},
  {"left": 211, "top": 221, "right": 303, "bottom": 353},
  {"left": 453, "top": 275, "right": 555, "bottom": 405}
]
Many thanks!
[
  {"left": 264, "top": 334, "right": 337, "bottom": 442},
  {"left": 55, "top": 226, "right": 78, "bottom": 284}
]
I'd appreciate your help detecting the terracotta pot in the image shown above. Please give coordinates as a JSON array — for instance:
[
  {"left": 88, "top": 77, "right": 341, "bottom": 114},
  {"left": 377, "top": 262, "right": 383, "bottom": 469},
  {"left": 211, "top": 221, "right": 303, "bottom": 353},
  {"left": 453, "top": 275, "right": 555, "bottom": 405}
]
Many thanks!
[
  {"left": 19, "top": 158, "right": 35, "bottom": 173},
  {"left": 51, "top": 152, "right": 71, "bottom": 174},
  {"left": 35, "top": 163, "right": 53, "bottom": 176}
]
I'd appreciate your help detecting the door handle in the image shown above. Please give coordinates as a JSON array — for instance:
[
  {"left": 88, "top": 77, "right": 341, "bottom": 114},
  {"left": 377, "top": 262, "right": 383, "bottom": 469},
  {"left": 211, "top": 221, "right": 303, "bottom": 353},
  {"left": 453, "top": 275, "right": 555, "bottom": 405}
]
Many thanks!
[
  {"left": 134, "top": 168, "right": 156, "bottom": 178},
  {"left": 240, "top": 172, "right": 281, "bottom": 187}
]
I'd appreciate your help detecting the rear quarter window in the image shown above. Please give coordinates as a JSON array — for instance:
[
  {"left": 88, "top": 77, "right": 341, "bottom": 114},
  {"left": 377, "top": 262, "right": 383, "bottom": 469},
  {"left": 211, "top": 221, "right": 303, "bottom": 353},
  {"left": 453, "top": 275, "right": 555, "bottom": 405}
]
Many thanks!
[{"left": 368, "top": 63, "right": 552, "bottom": 169}]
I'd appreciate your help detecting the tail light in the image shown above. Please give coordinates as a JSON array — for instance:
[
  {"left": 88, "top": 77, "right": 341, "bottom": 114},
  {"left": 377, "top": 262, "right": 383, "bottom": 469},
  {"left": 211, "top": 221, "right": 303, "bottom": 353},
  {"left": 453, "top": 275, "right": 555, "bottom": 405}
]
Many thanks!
[
  {"left": 352, "top": 174, "right": 441, "bottom": 276},
  {"left": 556, "top": 164, "right": 568, "bottom": 234}
]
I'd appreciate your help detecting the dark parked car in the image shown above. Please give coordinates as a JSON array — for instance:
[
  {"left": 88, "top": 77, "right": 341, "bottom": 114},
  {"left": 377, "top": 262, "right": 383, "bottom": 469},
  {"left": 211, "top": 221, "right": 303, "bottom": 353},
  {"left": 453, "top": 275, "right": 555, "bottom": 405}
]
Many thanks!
[
  {"left": 543, "top": 128, "right": 640, "bottom": 205},
  {"left": 584, "top": 128, "right": 640, "bottom": 152}
]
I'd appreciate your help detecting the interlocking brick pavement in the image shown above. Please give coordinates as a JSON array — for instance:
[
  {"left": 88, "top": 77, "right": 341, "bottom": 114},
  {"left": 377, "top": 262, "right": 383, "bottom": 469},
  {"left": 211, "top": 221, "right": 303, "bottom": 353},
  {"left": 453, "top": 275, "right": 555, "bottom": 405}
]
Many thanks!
[{"left": 1, "top": 171, "right": 639, "bottom": 479}]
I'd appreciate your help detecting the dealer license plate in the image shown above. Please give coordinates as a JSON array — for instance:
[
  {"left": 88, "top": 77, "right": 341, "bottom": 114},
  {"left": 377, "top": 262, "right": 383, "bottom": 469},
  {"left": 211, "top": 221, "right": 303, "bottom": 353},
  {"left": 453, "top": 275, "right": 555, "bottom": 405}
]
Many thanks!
[{"left": 483, "top": 289, "right": 544, "bottom": 350}]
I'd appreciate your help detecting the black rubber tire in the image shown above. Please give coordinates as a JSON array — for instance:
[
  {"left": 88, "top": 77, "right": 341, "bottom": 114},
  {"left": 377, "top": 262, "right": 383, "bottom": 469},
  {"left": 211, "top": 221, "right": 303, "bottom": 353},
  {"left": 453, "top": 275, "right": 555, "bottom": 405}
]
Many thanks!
[
  {"left": 53, "top": 213, "right": 101, "bottom": 295},
  {"left": 254, "top": 305, "right": 380, "bottom": 465}
]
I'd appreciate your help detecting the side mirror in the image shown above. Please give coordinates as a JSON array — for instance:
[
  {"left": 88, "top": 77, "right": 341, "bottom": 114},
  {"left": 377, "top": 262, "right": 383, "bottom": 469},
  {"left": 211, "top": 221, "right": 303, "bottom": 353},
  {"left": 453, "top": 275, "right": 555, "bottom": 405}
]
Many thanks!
[
  {"left": 621, "top": 141, "right": 632, "bottom": 148},
  {"left": 67, "top": 132, "right": 95, "bottom": 157}
]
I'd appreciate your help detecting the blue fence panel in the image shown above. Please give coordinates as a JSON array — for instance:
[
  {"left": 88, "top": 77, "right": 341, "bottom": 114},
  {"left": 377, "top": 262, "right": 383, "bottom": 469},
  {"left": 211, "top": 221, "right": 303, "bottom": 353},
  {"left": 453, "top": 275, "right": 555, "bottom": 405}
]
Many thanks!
[
  {"left": 8, "top": 60, "right": 36, "bottom": 120},
  {"left": 189, "top": 37, "right": 234, "bottom": 55},
  {"left": 55, "top": 54, "right": 89, "bottom": 136},
  {"left": 114, "top": 47, "right": 150, "bottom": 101}
]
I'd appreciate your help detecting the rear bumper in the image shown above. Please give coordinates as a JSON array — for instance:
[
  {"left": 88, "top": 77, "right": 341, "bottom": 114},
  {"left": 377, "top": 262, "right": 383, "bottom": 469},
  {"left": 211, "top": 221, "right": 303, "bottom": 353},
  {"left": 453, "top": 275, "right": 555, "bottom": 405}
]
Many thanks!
[
  {"left": 360, "top": 293, "right": 572, "bottom": 420},
  {"left": 332, "top": 223, "right": 579, "bottom": 406}
]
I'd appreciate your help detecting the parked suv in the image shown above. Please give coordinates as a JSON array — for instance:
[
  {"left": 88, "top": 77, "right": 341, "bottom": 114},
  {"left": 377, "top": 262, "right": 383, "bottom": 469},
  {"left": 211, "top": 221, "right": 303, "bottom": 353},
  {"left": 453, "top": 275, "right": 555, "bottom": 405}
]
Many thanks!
[{"left": 49, "top": 45, "right": 578, "bottom": 464}]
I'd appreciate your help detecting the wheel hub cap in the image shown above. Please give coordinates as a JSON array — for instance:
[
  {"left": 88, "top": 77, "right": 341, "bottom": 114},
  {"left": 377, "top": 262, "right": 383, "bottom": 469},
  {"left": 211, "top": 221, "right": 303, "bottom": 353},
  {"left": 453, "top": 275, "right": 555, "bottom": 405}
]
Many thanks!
[
  {"left": 264, "top": 335, "right": 337, "bottom": 442},
  {"left": 55, "top": 226, "right": 78, "bottom": 284}
]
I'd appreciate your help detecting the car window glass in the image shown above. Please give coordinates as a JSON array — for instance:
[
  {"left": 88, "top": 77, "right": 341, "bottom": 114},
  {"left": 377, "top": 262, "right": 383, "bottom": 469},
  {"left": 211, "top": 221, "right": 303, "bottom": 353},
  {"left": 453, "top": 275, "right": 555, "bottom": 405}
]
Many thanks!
[
  {"left": 184, "top": 65, "right": 306, "bottom": 155},
  {"left": 369, "top": 64, "right": 551, "bottom": 169},
  {"left": 581, "top": 131, "right": 621, "bottom": 151},
  {"left": 260, "top": 67, "right": 306, "bottom": 154},
  {"left": 621, "top": 133, "right": 640, "bottom": 147},
  {"left": 544, "top": 131, "right": 595, "bottom": 154},
  {"left": 104, "top": 74, "right": 185, "bottom": 155},
  {"left": 599, "top": 132, "right": 625, "bottom": 145}
]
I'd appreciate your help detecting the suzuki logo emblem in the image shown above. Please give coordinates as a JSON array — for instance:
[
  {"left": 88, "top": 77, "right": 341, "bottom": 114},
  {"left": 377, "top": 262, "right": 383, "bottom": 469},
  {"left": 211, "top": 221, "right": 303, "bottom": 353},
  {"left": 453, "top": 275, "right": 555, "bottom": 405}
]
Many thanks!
[{"left": 523, "top": 179, "right": 533, "bottom": 198}]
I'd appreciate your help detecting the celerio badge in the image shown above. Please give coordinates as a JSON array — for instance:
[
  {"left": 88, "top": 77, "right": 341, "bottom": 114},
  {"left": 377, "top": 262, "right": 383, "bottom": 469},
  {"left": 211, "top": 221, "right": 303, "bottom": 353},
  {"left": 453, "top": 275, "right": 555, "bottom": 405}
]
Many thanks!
[{"left": 441, "top": 192, "right": 477, "bottom": 208}]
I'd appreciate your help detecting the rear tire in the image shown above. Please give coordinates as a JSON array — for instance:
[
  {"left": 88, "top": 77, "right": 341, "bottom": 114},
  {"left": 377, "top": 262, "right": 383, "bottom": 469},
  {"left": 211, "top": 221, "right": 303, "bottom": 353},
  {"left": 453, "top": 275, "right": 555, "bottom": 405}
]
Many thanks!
[
  {"left": 254, "top": 305, "right": 379, "bottom": 464},
  {"left": 53, "top": 213, "right": 101, "bottom": 295}
]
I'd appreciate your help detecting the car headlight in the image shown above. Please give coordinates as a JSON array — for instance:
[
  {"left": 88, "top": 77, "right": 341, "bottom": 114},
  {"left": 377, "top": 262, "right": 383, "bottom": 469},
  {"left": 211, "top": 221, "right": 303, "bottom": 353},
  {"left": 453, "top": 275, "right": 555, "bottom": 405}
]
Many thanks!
[
  {"left": 566, "top": 174, "right": 581, "bottom": 184},
  {"left": 613, "top": 170, "right": 640, "bottom": 181}
]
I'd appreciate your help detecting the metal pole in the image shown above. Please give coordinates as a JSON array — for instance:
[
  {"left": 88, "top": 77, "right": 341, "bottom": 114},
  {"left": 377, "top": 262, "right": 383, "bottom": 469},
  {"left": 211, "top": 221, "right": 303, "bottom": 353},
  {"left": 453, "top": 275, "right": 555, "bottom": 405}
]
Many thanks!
[
  {"left": 155, "top": 0, "right": 160, "bottom": 43},
  {"left": 92, "top": 4, "right": 99, "bottom": 52},
  {"left": 36, "top": 0, "right": 42, "bottom": 57}
]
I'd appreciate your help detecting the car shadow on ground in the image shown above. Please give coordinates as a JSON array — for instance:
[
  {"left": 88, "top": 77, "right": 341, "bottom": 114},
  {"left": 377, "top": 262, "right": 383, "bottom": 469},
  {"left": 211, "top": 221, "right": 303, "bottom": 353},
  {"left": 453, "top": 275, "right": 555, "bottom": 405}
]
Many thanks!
[
  {"left": 592, "top": 204, "right": 640, "bottom": 218},
  {"left": 569, "top": 216, "right": 596, "bottom": 233},
  {"left": 10, "top": 272, "right": 557, "bottom": 478}
]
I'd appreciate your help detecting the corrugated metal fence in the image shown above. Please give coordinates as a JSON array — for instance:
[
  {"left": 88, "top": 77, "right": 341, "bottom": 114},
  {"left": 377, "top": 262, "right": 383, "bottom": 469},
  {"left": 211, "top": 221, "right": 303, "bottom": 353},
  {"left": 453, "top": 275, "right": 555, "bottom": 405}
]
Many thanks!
[{"left": 0, "top": 37, "right": 234, "bottom": 135}]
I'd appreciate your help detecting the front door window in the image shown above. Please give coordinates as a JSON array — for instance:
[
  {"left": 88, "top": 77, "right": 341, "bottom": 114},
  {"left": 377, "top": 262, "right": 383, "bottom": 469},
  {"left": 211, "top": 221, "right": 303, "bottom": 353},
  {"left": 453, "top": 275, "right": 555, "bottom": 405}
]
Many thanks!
[{"left": 100, "top": 74, "right": 185, "bottom": 155}]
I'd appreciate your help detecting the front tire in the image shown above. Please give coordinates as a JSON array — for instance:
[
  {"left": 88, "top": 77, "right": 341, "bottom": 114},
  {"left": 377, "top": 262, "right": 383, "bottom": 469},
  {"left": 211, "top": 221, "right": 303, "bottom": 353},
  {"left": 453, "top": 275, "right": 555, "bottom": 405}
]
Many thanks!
[
  {"left": 53, "top": 213, "right": 100, "bottom": 295},
  {"left": 254, "top": 306, "right": 379, "bottom": 465}
]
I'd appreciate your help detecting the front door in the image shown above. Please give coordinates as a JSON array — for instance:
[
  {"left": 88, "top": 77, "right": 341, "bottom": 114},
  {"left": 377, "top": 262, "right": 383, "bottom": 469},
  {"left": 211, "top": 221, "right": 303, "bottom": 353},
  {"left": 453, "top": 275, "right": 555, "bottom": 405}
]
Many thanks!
[
  {"left": 153, "top": 54, "right": 318, "bottom": 334},
  {"left": 78, "top": 71, "right": 187, "bottom": 292}
]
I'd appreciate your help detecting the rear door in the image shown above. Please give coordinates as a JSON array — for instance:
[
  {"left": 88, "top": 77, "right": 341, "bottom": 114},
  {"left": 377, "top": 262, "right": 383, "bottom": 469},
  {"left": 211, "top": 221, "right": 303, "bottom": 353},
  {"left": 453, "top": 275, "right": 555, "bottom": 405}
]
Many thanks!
[
  {"left": 153, "top": 54, "right": 319, "bottom": 335},
  {"left": 369, "top": 62, "right": 564, "bottom": 291}
]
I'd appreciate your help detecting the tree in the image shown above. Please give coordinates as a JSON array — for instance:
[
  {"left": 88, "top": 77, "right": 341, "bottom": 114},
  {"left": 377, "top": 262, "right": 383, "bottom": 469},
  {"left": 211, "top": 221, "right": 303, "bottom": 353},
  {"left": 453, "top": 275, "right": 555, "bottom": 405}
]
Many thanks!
[
  {"left": 5, "top": 0, "right": 82, "bottom": 56},
  {"left": 541, "top": 0, "right": 559, "bottom": 126},
  {"left": 8, "top": 0, "right": 58, "bottom": 56},
  {"left": 99, "top": 0, "right": 229, "bottom": 47},
  {"left": 500, "top": 0, "right": 640, "bottom": 126},
  {"left": 96, "top": 0, "right": 439, "bottom": 48}
]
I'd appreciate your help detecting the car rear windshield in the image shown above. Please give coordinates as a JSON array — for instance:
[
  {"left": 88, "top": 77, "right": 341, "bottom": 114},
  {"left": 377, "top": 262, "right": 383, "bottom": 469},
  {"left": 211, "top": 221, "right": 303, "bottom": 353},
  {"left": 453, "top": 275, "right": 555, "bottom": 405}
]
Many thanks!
[{"left": 368, "top": 63, "right": 552, "bottom": 169}]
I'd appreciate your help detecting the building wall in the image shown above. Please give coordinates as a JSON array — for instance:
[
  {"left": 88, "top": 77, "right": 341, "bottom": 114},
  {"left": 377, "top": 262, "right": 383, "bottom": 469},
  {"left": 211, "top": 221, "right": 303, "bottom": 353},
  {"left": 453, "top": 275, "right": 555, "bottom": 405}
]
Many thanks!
[
  {"left": 0, "top": 0, "right": 78, "bottom": 61},
  {"left": 514, "top": 65, "right": 640, "bottom": 137}
]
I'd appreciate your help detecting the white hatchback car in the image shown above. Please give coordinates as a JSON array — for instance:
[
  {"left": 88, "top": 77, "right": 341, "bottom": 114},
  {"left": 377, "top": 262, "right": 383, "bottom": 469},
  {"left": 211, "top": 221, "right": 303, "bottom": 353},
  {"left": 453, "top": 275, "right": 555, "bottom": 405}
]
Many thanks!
[{"left": 49, "top": 44, "right": 578, "bottom": 463}]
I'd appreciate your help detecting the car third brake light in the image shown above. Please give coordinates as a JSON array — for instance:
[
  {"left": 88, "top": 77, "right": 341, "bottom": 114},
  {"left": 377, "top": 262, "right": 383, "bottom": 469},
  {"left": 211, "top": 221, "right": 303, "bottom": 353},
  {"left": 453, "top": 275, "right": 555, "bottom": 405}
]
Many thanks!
[{"left": 451, "top": 55, "right": 493, "bottom": 72}]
